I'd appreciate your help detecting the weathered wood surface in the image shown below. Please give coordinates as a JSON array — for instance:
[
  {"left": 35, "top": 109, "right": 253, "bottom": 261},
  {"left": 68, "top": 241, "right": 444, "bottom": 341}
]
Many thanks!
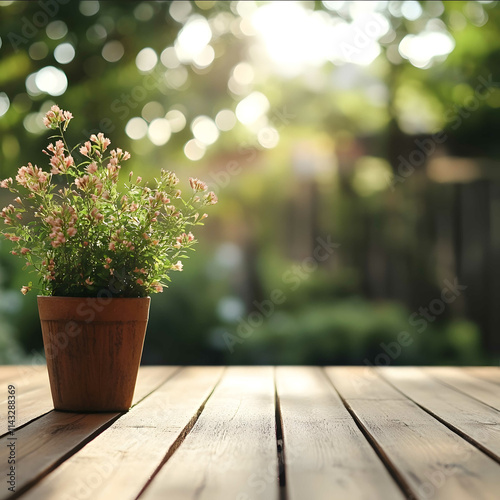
[
  {"left": 1, "top": 365, "right": 500, "bottom": 500},
  {"left": 276, "top": 366, "right": 404, "bottom": 500}
]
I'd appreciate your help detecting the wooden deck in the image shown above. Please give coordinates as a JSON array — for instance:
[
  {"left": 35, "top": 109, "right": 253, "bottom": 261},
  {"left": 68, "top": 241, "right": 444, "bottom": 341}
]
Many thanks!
[{"left": 1, "top": 366, "right": 500, "bottom": 499}]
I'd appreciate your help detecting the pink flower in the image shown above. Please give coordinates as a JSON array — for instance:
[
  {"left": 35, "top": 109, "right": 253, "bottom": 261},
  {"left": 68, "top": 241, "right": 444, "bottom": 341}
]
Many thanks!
[
  {"left": 111, "top": 148, "right": 131, "bottom": 161},
  {"left": 108, "top": 242, "right": 116, "bottom": 251},
  {"left": 91, "top": 132, "right": 111, "bottom": 151},
  {"left": 43, "top": 105, "right": 73, "bottom": 130},
  {"left": 75, "top": 175, "right": 90, "bottom": 190},
  {"left": 0, "top": 178, "right": 12, "bottom": 188},
  {"left": 20, "top": 247, "right": 30, "bottom": 255},
  {"left": 21, "top": 285, "right": 31, "bottom": 295},
  {"left": 85, "top": 278, "right": 93, "bottom": 285},
  {"left": 80, "top": 142, "right": 92, "bottom": 157},
  {"left": 67, "top": 227, "right": 77, "bottom": 237},
  {"left": 174, "top": 232, "right": 194, "bottom": 249},
  {"left": 85, "top": 162, "right": 98, "bottom": 174},
  {"left": 172, "top": 261, "right": 183, "bottom": 271},
  {"left": 189, "top": 177, "right": 208, "bottom": 192},
  {"left": 152, "top": 282, "right": 163, "bottom": 293},
  {"left": 204, "top": 191, "right": 218, "bottom": 205},
  {"left": 136, "top": 278, "right": 144, "bottom": 285}
]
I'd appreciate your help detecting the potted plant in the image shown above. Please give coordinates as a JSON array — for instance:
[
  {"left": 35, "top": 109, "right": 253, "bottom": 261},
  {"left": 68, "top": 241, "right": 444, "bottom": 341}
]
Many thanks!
[{"left": 0, "top": 106, "right": 217, "bottom": 412}]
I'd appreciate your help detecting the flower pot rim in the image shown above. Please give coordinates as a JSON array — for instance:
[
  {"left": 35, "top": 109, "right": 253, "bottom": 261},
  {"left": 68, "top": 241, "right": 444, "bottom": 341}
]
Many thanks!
[
  {"left": 37, "top": 295, "right": 151, "bottom": 299},
  {"left": 37, "top": 295, "right": 150, "bottom": 322}
]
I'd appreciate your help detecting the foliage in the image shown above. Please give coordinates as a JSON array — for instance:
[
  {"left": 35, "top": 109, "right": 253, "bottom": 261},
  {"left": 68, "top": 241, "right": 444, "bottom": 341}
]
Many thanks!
[
  {"left": 0, "top": 106, "right": 217, "bottom": 297},
  {"left": 226, "top": 299, "right": 486, "bottom": 366}
]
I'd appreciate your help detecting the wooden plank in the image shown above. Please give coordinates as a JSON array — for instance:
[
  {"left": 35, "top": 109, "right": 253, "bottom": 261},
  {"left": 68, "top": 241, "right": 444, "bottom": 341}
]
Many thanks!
[
  {"left": 323, "top": 366, "right": 406, "bottom": 400},
  {"left": 276, "top": 367, "right": 404, "bottom": 500},
  {"left": 463, "top": 367, "right": 500, "bottom": 386},
  {"left": 378, "top": 367, "right": 500, "bottom": 461},
  {"left": 0, "top": 366, "right": 178, "bottom": 500},
  {"left": 131, "top": 366, "right": 180, "bottom": 404},
  {"left": 0, "top": 365, "right": 38, "bottom": 383},
  {"left": 140, "top": 366, "right": 279, "bottom": 500},
  {"left": 17, "top": 366, "right": 223, "bottom": 500},
  {"left": 0, "top": 366, "right": 177, "bottom": 437},
  {"left": 0, "top": 367, "right": 52, "bottom": 436},
  {"left": 327, "top": 367, "right": 500, "bottom": 500},
  {"left": 0, "top": 411, "right": 120, "bottom": 500},
  {"left": 0, "top": 365, "right": 50, "bottom": 400},
  {"left": 424, "top": 366, "right": 500, "bottom": 411}
]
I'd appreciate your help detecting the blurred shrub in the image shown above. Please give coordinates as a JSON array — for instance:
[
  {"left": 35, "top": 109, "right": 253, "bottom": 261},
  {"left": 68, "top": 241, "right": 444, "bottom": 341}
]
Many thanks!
[{"left": 225, "top": 298, "right": 487, "bottom": 366}]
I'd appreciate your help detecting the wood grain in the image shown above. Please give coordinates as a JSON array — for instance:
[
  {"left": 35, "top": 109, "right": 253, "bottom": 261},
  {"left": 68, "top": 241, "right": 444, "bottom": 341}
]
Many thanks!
[
  {"left": 0, "top": 366, "right": 177, "bottom": 500},
  {"left": 17, "top": 366, "right": 223, "bottom": 500},
  {"left": 463, "top": 367, "right": 500, "bottom": 386},
  {"left": 328, "top": 367, "right": 500, "bottom": 500},
  {"left": 276, "top": 366, "right": 404, "bottom": 500},
  {"left": 140, "top": 366, "right": 279, "bottom": 500},
  {"left": 379, "top": 366, "right": 500, "bottom": 461},
  {"left": 0, "top": 411, "right": 119, "bottom": 500},
  {"left": 424, "top": 366, "right": 500, "bottom": 411},
  {"left": 0, "top": 367, "right": 52, "bottom": 436}
]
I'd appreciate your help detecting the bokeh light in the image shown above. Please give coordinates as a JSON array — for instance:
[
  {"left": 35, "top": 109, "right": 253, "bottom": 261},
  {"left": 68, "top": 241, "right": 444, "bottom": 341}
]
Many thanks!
[
  {"left": 125, "top": 117, "right": 148, "bottom": 140},
  {"left": 34, "top": 67, "right": 68, "bottom": 96},
  {"left": 184, "top": 139, "right": 206, "bottom": 161},
  {"left": 215, "top": 109, "right": 237, "bottom": 131},
  {"left": 29, "top": 42, "right": 48, "bottom": 60},
  {"left": 79, "top": 0, "right": 99, "bottom": 16},
  {"left": 148, "top": 118, "right": 171, "bottom": 146},
  {"left": 165, "top": 109, "right": 186, "bottom": 132},
  {"left": 175, "top": 15, "right": 212, "bottom": 63},
  {"left": 169, "top": 0, "right": 192, "bottom": 23},
  {"left": 46, "top": 21, "right": 68, "bottom": 40},
  {"left": 191, "top": 116, "right": 219, "bottom": 145},
  {"left": 102, "top": 41, "right": 125, "bottom": 62},
  {"left": 399, "top": 30, "right": 455, "bottom": 68},
  {"left": 235, "top": 92, "right": 270, "bottom": 125},
  {"left": 0, "top": 93, "right": 10, "bottom": 118},
  {"left": 54, "top": 43, "right": 75, "bottom": 64},
  {"left": 136, "top": 47, "right": 158, "bottom": 72},
  {"left": 142, "top": 101, "right": 165, "bottom": 122}
]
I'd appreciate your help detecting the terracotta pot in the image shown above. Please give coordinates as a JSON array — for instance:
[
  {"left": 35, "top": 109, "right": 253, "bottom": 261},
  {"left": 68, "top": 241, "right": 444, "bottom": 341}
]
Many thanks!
[{"left": 37, "top": 296, "right": 150, "bottom": 412}]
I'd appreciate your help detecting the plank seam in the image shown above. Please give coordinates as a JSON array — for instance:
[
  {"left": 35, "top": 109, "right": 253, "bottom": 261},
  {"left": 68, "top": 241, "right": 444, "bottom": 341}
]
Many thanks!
[
  {"left": 134, "top": 366, "right": 227, "bottom": 500},
  {"left": 5, "top": 367, "right": 183, "bottom": 499},
  {"left": 424, "top": 369, "right": 500, "bottom": 414},
  {"left": 464, "top": 369, "right": 500, "bottom": 387},
  {"left": 6, "top": 412, "right": 124, "bottom": 500},
  {"left": 321, "top": 368, "right": 417, "bottom": 500},
  {"left": 0, "top": 410, "right": 53, "bottom": 439},
  {"left": 274, "top": 367, "right": 288, "bottom": 500},
  {"left": 375, "top": 369, "right": 500, "bottom": 465},
  {"left": 130, "top": 366, "right": 183, "bottom": 409}
]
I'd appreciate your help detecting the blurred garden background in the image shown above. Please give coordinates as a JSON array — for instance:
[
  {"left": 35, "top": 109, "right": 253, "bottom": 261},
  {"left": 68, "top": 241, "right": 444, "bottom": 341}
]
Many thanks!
[{"left": 0, "top": 0, "right": 499, "bottom": 366}]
